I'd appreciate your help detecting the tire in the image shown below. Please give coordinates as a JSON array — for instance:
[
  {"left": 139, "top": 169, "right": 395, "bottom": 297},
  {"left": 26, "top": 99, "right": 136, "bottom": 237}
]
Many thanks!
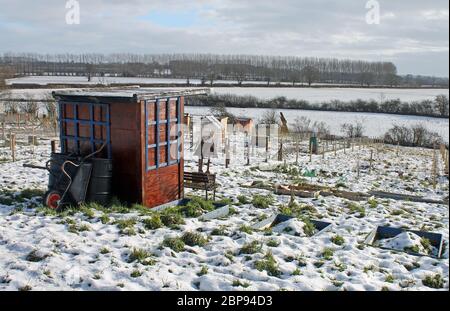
[{"left": 44, "top": 190, "right": 62, "bottom": 210}]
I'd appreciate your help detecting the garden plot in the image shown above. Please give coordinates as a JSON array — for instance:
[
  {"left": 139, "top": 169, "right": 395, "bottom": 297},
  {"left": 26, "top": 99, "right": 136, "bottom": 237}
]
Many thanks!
[{"left": 0, "top": 138, "right": 448, "bottom": 291}]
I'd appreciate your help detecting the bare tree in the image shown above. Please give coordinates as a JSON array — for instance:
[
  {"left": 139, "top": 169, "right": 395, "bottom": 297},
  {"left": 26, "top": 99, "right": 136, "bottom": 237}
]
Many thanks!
[
  {"left": 341, "top": 121, "right": 365, "bottom": 138},
  {"left": 301, "top": 65, "right": 320, "bottom": 86},
  {"left": 259, "top": 109, "right": 279, "bottom": 125}
]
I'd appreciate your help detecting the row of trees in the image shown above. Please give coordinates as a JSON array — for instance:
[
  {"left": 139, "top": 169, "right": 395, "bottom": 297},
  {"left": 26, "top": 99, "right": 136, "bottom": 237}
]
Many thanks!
[
  {"left": 188, "top": 94, "right": 449, "bottom": 118},
  {"left": 1, "top": 52, "right": 447, "bottom": 87}
]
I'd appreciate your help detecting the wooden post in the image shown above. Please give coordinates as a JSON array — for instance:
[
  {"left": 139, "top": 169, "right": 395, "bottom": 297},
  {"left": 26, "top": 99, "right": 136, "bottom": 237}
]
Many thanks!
[
  {"left": 369, "top": 149, "right": 373, "bottom": 172},
  {"left": 206, "top": 158, "right": 211, "bottom": 174},
  {"left": 334, "top": 140, "right": 337, "bottom": 156},
  {"left": 295, "top": 135, "right": 299, "bottom": 165},
  {"left": 278, "top": 138, "right": 283, "bottom": 162},
  {"left": 51, "top": 140, "right": 57, "bottom": 154},
  {"left": 246, "top": 134, "right": 250, "bottom": 166},
  {"left": 265, "top": 136, "right": 269, "bottom": 163},
  {"left": 322, "top": 144, "right": 325, "bottom": 159},
  {"left": 10, "top": 133, "right": 16, "bottom": 162},
  {"left": 432, "top": 144, "right": 437, "bottom": 190},
  {"left": 357, "top": 157, "right": 360, "bottom": 179},
  {"left": 309, "top": 141, "right": 313, "bottom": 163},
  {"left": 1, "top": 122, "right": 4, "bottom": 141}
]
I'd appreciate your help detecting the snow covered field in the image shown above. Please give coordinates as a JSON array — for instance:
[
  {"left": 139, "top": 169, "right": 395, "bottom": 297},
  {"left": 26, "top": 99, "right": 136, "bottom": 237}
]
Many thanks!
[
  {"left": 212, "top": 87, "right": 449, "bottom": 103},
  {"left": 0, "top": 135, "right": 448, "bottom": 291},
  {"left": 6, "top": 76, "right": 449, "bottom": 102}
]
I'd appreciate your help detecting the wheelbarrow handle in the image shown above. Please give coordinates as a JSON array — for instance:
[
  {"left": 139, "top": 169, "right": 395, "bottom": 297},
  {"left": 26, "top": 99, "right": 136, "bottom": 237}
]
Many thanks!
[{"left": 23, "top": 163, "right": 48, "bottom": 170}]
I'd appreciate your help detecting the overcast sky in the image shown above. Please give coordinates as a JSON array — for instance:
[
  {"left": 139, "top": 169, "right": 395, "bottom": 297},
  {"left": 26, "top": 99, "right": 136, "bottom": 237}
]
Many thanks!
[{"left": 0, "top": 0, "right": 448, "bottom": 77}]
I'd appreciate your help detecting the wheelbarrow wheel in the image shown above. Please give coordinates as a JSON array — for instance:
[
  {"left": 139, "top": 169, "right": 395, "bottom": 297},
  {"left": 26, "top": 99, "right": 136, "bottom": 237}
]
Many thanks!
[{"left": 44, "top": 190, "right": 62, "bottom": 210}]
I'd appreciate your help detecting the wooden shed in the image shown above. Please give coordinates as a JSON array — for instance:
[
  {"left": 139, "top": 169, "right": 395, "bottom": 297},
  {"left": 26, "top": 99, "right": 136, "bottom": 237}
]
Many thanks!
[{"left": 52, "top": 88, "right": 209, "bottom": 208}]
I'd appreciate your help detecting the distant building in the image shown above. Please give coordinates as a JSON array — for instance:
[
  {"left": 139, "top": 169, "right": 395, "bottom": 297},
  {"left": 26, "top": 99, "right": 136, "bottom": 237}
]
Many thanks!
[{"left": 234, "top": 117, "right": 254, "bottom": 133}]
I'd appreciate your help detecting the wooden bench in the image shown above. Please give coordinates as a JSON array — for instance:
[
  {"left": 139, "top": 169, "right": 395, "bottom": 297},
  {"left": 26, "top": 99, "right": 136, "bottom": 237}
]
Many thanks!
[{"left": 184, "top": 172, "right": 217, "bottom": 201}]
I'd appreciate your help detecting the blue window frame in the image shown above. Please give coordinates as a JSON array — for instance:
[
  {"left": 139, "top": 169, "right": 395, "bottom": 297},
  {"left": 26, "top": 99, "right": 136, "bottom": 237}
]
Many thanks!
[
  {"left": 58, "top": 101, "right": 112, "bottom": 159},
  {"left": 145, "top": 97, "right": 181, "bottom": 171}
]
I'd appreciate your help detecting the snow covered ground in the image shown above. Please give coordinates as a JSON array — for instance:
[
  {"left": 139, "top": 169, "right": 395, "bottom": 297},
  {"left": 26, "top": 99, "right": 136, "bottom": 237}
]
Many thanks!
[{"left": 0, "top": 133, "right": 448, "bottom": 291}]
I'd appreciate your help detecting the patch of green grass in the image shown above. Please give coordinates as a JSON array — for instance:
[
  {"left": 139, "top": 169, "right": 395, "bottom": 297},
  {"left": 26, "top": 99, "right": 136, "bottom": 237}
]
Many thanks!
[
  {"left": 162, "top": 237, "right": 185, "bottom": 252},
  {"left": 266, "top": 239, "right": 280, "bottom": 248},
  {"left": 346, "top": 202, "right": 366, "bottom": 218},
  {"left": 331, "top": 235, "right": 345, "bottom": 246},
  {"left": 109, "top": 198, "right": 129, "bottom": 213},
  {"left": 99, "top": 214, "right": 110, "bottom": 224},
  {"left": 79, "top": 206, "right": 96, "bottom": 219},
  {"left": 391, "top": 209, "right": 404, "bottom": 216},
  {"left": 368, "top": 197, "right": 378, "bottom": 208},
  {"left": 181, "top": 232, "right": 208, "bottom": 247},
  {"left": 292, "top": 268, "right": 302, "bottom": 276},
  {"left": 36, "top": 206, "right": 58, "bottom": 216},
  {"left": 321, "top": 248, "right": 334, "bottom": 261},
  {"left": 422, "top": 274, "right": 444, "bottom": 289},
  {"left": 127, "top": 248, "right": 155, "bottom": 266},
  {"left": 252, "top": 194, "right": 274, "bottom": 209},
  {"left": 160, "top": 208, "right": 185, "bottom": 227},
  {"left": 131, "top": 204, "right": 152, "bottom": 215},
  {"left": 197, "top": 266, "right": 209, "bottom": 276},
  {"left": 239, "top": 225, "right": 254, "bottom": 234},
  {"left": 142, "top": 215, "right": 163, "bottom": 230},
  {"left": 211, "top": 226, "right": 227, "bottom": 236},
  {"left": 180, "top": 197, "right": 215, "bottom": 217},
  {"left": 232, "top": 279, "right": 251, "bottom": 288},
  {"left": 420, "top": 238, "right": 433, "bottom": 254},
  {"left": 254, "top": 252, "right": 281, "bottom": 277},
  {"left": 237, "top": 195, "right": 250, "bottom": 204},
  {"left": 225, "top": 251, "right": 235, "bottom": 262},
  {"left": 302, "top": 218, "right": 317, "bottom": 237},
  {"left": 100, "top": 247, "right": 110, "bottom": 255},
  {"left": 216, "top": 198, "right": 233, "bottom": 205},
  {"left": 68, "top": 223, "right": 91, "bottom": 234},
  {"left": 239, "top": 241, "right": 262, "bottom": 255},
  {"left": 114, "top": 218, "right": 137, "bottom": 230},
  {"left": 404, "top": 245, "right": 420, "bottom": 254},
  {"left": 130, "top": 270, "right": 143, "bottom": 278},
  {"left": 18, "top": 189, "right": 45, "bottom": 201},
  {"left": 385, "top": 274, "right": 395, "bottom": 283}
]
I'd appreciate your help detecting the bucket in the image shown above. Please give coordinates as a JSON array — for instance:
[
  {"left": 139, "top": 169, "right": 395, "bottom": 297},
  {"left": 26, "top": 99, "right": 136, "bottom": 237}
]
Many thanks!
[{"left": 86, "top": 158, "right": 113, "bottom": 206}]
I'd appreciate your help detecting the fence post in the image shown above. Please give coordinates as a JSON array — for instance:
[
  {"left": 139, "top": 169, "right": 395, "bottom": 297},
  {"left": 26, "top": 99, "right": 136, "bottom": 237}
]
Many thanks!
[
  {"left": 51, "top": 140, "right": 57, "bottom": 154},
  {"left": 10, "top": 133, "right": 16, "bottom": 162},
  {"left": 370, "top": 149, "right": 373, "bottom": 172},
  {"left": 432, "top": 144, "right": 437, "bottom": 190}
]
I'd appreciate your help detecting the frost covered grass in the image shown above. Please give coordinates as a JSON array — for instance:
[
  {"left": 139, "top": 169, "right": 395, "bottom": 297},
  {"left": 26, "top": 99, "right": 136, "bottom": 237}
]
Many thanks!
[{"left": 0, "top": 136, "right": 448, "bottom": 291}]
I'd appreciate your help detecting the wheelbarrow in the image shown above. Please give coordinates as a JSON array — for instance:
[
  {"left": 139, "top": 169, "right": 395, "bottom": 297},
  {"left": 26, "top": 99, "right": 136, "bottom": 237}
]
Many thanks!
[{"left": 24, "top": 144, "right": 111, "bottom": 210}]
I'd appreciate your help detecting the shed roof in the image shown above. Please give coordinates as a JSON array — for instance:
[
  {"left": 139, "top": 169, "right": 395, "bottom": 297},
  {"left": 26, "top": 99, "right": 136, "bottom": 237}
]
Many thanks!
[{"left": 52, "top": 87, "right": 210, "bottom": 102}]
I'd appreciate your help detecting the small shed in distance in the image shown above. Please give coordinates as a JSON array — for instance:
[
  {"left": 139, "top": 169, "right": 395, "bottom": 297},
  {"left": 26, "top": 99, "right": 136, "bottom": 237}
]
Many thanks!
[
  {"left": 52, "top": 88, "right": 209, "bottom": 208},
  {"left": 235, "top": 117, "right": 254, "bottom": 133}
]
